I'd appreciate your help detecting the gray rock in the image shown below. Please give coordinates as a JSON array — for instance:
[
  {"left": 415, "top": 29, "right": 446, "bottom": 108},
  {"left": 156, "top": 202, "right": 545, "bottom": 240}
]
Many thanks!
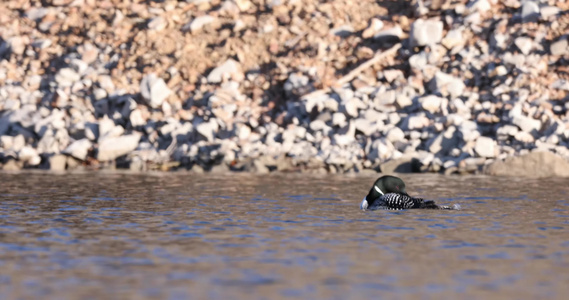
[
  {"left": 485, "top": 151, "right": 569, "bottom": 178},
  {"left": 331, "top": 25, "right": 354, "bottom": 38},
  {"left": 26, "top": 7, "right": 49, "bottom": 20},
  {"left": 475, "top": 136, "right": 495, "bottom": 157},
  {"left": 333, "top": 121, "right": 355, "bottom": 146},
  {"left": 207, "top": 59, "right": 243, "bottom": 83},
  {"left": 521, "top": 1, "right": 540, "bottom": 23},
  {"left": 140, "top": 73, "right": 172, "bottom": 109},
  {"left": 410, "top": 19, "right": 443, "bottom": 47},
  {"left": 63, "top": 139, "right": 92, "bottom": 160},
  {"left": 70, "top": 58, "right": 88, "bottom": 75},
  {"left": 427, "top": 126, "right": 460, "bottom": 155},
  {"left": 31, "top": 39, "right": 52, "bottom": 49},
  {"left": 550, "top": 38, "right": 568, "bottom": 56},
  {"left": 97, "top": 134, "right": 141, "bottom": 161},
  {"left": 380, "top": 154, "right": 420, "bottom": 174},
  {"left": 513, "top": 115, "right": 541, "bottom": 133},
  {"left": 49, "top": 154, "right": 67, "bottom": 171},
  {"left": 515, "top": 37, "right": 533, "bottom": 55},
  {"left": 0, "top": 116, "right": 9, "bottom": 136}
]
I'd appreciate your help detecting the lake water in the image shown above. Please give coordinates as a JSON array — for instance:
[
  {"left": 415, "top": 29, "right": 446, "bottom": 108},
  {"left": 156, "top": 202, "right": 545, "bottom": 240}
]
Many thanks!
[{"left": 0, "top": 172, "right": 568, "bottom": 299}]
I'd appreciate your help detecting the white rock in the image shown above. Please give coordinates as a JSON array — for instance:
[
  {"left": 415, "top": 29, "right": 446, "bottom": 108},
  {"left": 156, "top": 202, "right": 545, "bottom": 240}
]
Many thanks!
[
  {"left": 515, "top": 37, "right": 533, "bottom": 55},
  {"left": 128, "top": 109, "right": 145, "bottom": 127},
  {"left": 475, "top": 136, "right": 495, "bottom": 157},
  {"left": 63, "top": 139, "right": 92, "bottom": 160},
  {"left": 11, "top": 135, "right": 25, "bottom": 152},
  {"left": 362, "top": 18, "right": 384, "bottom": 38},
  {"left": 97, "top": 134, "right": 141, "bottom": 161},
  {"left": 513, "top": 115, "right": 541, "bottom": 133},
  {"left": 55, "top": 68, "right": 81, "bottom": 87},
  {"left": 419, "top": 95, "right": 443, "bottom": 113},
  {"left": 497, "top": 125, "right": 519, "bottom": 136},
  {"left": 332, "top": 113, "right": 347, "bottom": 127},
  {"left": 140, "top": 73, "right": 171, "bottom": 109},
  {"left": 386, "top": 127, "right": 405, "bottom": 143},
  {"left": 310, "top": 119, "right": 328, "bottom": 132},
  {"left": 409, "top": 52, "right": 428, "bottom": 69},
  {"left": 396, "top": 94, "right": 413, "bottom": 109},
  {"left": 406, "top": 114, "right": 429, "bottom": 130},
  {"left": 196, "top": 119, "right": 219, "bottom": 142},
  {"left": 382, "top": 70, "right": 404, "bottom": 83},
  {"left": 148, "top": 16, "right": 168, "bottom": 31},
  {"left": 236, "top": 123, "right": 251, "bottom": 141},
  {"left": 98, "top": 116, "right": 115, "bottom": 139},
  {"left": 373, "top": 26, "right": 403, "bottom": 43},
  {"left": 467, "top": 0, "right": 491, "bottom": 13},
  {"left": 551, "top": 80, "right": 569, "bottom": 91},
  {"left": 18, "top": 146, "right": 41, "bottom": 165},
  {"left": 441, "top": 28, "right": 464, "bottom": 50},
  {"left": 343, "top": 98, "right": 366, "bottom": 118},
  {"left": 354, "top": 118, "right": 376, "bottom": 136},
  {"left": 188, "top": 15, "right": 216, "bottom": 33},
  {"left": 207, "top": 59, "right": 243, "bottom": 83},
  {"left": 540, "top": 6, "right": 560, "bottom": 19},
  {"left": 429, "top": 71, "right": 465, "bottom": 99},
  {"left": 410, "top": 19, "right": 443, "bottom": 47},
  {"left": 514, "top": 131, "right": 534, "bottom": 143}
]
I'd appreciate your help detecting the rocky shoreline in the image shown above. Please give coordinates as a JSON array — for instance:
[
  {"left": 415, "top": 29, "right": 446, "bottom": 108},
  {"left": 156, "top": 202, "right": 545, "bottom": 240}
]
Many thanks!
[{"left": 1, "top": 0, "right": 569, "bottom": 177}]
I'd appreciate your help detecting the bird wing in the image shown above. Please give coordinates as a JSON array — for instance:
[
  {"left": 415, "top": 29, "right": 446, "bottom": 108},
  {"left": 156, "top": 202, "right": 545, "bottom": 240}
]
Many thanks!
[{"left": 380, "top": 193, "right": 423, "bottom": 210}]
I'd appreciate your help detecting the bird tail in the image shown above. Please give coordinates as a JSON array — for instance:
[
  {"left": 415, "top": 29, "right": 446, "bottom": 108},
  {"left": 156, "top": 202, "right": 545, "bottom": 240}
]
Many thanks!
[{"left": 421, "top": 200, "right": 461, "bottom": 210}]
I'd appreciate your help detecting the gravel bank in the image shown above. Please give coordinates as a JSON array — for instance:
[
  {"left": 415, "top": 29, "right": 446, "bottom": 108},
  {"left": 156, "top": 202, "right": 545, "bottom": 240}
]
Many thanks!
[{"left": 1, "top": 0, "right": 569, "bottom": 177}]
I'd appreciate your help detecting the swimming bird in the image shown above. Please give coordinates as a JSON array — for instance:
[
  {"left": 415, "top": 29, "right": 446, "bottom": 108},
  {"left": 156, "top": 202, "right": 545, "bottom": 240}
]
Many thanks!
[{"left": 360, "top": 175, "right": 459, "bottom": 211}]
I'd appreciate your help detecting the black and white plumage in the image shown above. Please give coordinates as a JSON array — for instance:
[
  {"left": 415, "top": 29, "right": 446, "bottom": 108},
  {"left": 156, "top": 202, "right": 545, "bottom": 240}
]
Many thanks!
[
  {"left": 360, "top": 175, "right": 460, "bottom": 211},
  {"left": 368, "top": 193, "right": 438, "bottom": 210}
]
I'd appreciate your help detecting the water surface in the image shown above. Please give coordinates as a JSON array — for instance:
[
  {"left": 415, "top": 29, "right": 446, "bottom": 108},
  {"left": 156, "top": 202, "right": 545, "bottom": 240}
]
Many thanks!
[{"left": 0, "top": 172, "right": 568, "bottom": 299}]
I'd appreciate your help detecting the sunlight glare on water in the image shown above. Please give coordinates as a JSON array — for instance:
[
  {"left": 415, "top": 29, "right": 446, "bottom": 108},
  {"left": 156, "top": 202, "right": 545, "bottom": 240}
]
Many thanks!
[{"left": 0, "top": 172, "right": 568, "bottom": 299}]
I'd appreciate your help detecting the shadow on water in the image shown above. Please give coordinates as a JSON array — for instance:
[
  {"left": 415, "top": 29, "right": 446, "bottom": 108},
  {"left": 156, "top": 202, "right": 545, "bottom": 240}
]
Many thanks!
[{"left": 0, "top": 172, "right": 568, "bottom": 299}]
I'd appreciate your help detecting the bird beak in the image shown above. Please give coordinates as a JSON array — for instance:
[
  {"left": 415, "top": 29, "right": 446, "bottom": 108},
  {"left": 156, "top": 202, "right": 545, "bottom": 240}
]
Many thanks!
[{"left": 360, "top": 197, "right": 369, "bottom": 211}]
